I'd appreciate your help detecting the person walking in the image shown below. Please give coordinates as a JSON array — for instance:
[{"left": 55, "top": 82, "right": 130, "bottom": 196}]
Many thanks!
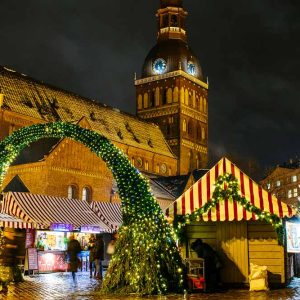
[
  {"left": 94, "top": 234, "right": 104, "bottom": 280},
  {"left": 67, "top": 234, "right": 81, "bottom": 281},
  {"left": 88, "top": 234, "right": 96, "bottom": 278}
]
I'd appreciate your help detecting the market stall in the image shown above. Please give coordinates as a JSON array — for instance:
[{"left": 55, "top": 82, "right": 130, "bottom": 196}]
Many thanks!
[
  {"left": 166, "top": 157, "right": 296, "bottom": 286},
  {"left": 1, "top": 192, "right": 111, "bottom": 273}
]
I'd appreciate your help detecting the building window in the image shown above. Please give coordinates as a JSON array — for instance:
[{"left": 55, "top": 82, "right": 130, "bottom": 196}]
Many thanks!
[
  {"left": 288, "top": 189, "right": 292, "bottom": 198},
  {"left": 293, "top": 188, "right": 298, "bottom": 198},
  {"left": 291, "top": 175, "right": 297, "bottom": 183},
  {"left": 82, "top": 187, "right": 91, "bottom": 202},
  {"left": 149, "top": 91, "right": 154, "bottom": 107},
  {"left": 145, "top": 161, "right": 149, "bottom": 171},
  {"left": 266, "top": 183, "right": 271, "bottom": 190},
  {"left": 276, "top": 180, "right": 281, "bottom": 187},
  {"left": 143, "top": 93, "right": 149, "bottom": 108},
  {"left": 67, "top": 185, "right": 76, "bottom": 199},
  {"left": 156, "top": 164, "right": 160, "bottom": 173}
]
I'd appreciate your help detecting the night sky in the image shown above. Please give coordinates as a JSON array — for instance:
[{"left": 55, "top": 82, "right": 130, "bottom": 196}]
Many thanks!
[{"left": 1, "top": 0, "right": 299, "bottom": 178}]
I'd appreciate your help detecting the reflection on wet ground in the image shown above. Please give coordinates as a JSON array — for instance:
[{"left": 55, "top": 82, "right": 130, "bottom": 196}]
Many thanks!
[{"left": 0, "top": 272, "right": 300, "bottom": 299}]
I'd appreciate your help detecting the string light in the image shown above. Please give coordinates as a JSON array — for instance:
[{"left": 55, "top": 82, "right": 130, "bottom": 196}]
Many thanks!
[{"left": 0, "top": 122, "right": 184, "bottom": 295}]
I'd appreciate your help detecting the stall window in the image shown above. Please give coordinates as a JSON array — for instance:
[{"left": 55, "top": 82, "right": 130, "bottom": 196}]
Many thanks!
[
  {"left": 82, "top": 187, "right": 91, "bottom": 202},
  {"left": 67, "top": 185, "right": 76, "bottom": 199}
]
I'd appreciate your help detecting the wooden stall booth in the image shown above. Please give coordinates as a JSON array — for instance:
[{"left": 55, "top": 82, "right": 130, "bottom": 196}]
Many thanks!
[{"left": 166, "top": 157, "right": 296, "bottom": 286}]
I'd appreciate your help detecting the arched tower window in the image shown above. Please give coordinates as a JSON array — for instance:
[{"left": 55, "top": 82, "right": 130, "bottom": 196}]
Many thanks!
[
  {"left": 167, "top": 88, "right": 173, "bottom": 103},
  {"left": 203, "top": 98, "right": 207, "bottom": 113},
  {"left": 185, "top": 89, "right": 189, "bottom": 105},
  {"left": 183, "top": 119, "right": 187, "bottom": 132},
  {"left": 180, "top": 87, "right": 185, "bottom": 103},
  {"left": 201, "top": 127, "right": 206, "bottom": 140},
  {"left": 82, "top": 186, "right": 91, "bottom": 203},
  {"left": 196, "top": 154, "right": 201, "bottom": 169},
  {"left": 155, "top": 87, "right": 160, "bottom": 106},
  {"left": 67, "top": 185, "right": 77, "bottom": 199},
  {"left": 200, "top": 96, "right": 203, "bottom": 112},
  {"left": 173, "top": 87, "right": 179, "bottom": 102},
  {"left": 143, "top": 93, "right": 149, "bottom": 108},
  {"left": 138, "top": 94, "right": 143, "bottom": 110}
]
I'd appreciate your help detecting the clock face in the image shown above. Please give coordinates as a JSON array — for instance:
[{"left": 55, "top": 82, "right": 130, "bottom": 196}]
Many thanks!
[
  {"left": 153, "top": 58, "right": 167, "bottom": 74},
  {"left": 187, "top": 61, "right": 196, "bottom": 76}
]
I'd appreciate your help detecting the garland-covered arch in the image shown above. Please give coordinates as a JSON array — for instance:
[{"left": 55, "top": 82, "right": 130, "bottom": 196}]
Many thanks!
[{"left": 0, "top": 122, "right": 183, "bottom": 294}]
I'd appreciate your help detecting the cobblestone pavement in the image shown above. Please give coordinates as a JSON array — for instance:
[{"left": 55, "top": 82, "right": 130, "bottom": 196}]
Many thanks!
[{"left": 0, "top": 272, "right": 300, "bottom": 300}]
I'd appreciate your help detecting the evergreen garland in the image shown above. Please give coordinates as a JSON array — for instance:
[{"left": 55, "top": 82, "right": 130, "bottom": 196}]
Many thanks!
[
  {"left": 172, "top": 173, "right": 285, "bottom": 245},
  {"left": 0, "top": 122, "right": 183, "bottom": 294}
]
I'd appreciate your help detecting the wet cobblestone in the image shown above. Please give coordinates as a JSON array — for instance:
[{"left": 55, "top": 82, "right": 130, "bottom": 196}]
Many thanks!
[{"left": 0, "top": 272, "right": 300, "bottom": 300}]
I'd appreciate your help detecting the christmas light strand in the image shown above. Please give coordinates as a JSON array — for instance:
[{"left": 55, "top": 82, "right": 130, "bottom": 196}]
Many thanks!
[{"left": 0, "top": 122, "right": 184, "bottom": 294}]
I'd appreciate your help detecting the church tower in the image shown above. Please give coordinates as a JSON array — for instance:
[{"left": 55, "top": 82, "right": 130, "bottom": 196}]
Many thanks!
[{"left": 135, "top": 0, "right": 208, "bottom": 175}]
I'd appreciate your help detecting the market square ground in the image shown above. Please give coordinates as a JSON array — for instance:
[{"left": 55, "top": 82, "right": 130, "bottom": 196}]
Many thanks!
[{"left": 1, "top": 272, "right": 300, "bottom": 300}]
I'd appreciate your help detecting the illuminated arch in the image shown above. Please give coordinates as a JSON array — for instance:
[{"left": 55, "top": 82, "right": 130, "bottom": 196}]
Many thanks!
[{"left": 0, "top": 122, "right": 183, "bottom": 295}]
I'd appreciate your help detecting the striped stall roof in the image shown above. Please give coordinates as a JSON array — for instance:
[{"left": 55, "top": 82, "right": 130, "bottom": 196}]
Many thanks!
[
  {"left": 1, "top": 192, "right": 111, "bottom": 231},
  {"left": 166, "top": 157, "right": 296, "bottom": 221},
  {"left": 0, "top": 213, "right": 40, "bottom": 229},
  {"left": 90, "top": 202, "right": 122, "bottom": 231}
]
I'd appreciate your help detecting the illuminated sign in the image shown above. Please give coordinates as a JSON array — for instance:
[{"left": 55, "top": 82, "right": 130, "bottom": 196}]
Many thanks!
[
  {"left": 286, "top": 221, "right": 300, "bottom": 253},
  {"left": 50, "top": 223, "right": 74, "bottom": 232},
  {"left": 80, "top": 225, "right": 101, "bottom": 233}
]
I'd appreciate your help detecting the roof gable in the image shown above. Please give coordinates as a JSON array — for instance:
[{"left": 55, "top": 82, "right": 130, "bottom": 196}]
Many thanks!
[{"left": 166, "top": 157, "right": 295, "bottom": 221}]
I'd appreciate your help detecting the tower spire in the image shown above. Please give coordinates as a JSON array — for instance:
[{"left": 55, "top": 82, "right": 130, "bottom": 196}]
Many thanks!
[
  {"left": 157, "top": 0, "right": 187, "bottom": 42},
  {"left": 160, "top": 0, "right": 183, "bottom": 8}
]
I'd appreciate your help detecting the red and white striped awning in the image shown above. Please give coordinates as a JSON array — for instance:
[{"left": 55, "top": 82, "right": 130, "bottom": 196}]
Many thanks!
[
  {"left": 0, "top": 213, "right": 39, "bottom": 229},
  {"left": 1, "top": 192, "right": 111, "bottom": 231},
  {"left": 166, "top": 157, "right": 296, "bottom": 221},
  {"left": 90, "top": 201, "right": 122, "bottom": 231}
]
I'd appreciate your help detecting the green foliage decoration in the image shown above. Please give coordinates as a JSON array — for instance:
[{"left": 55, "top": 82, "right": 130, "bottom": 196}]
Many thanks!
[
  {"left": 0, "top": 122, "right": 183, "bottom": 294},
  {"left": 173, "top": 173, "right": 285, "bottom": 244}
]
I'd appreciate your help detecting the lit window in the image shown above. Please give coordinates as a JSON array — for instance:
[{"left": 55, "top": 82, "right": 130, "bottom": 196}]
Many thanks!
[
  {"left": 82, "top": 187, "right": 91, "bottom": 202},
  {"left": 293, "top": 188, "right": 298, "bottom": 197},
  {"left": 266, "top": 183, "right": 271, "bottom": 190},
  {"left": 276, "top": 180, "right": 281, "bottom": 187},
  {"left": 156, "top": 164, "right": 160, "bottom": 173},
  {"left": 183, "top": 119, "right": 187, "bottom": 132},
  {"left": 291, "top": 175, "right": 297, "bottom": 183},
  {"left": 67, "top": 185, "right": 76, "bottom": 199},
  {"left": 288, "top": 190, "right": 292, "bottom": 198},
  {"left": 145, "top": 161, "right": 149, "bottom": 171}
]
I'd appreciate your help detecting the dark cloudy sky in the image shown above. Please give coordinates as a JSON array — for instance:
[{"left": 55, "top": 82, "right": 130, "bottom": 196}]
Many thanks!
[{"left": 0, "top": 0, "right": 299, "bottom": 176}]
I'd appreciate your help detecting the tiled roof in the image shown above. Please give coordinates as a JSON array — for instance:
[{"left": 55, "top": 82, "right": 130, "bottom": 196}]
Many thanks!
[{"left": 0, "top": 66, "right": 176, "bottom": 158}]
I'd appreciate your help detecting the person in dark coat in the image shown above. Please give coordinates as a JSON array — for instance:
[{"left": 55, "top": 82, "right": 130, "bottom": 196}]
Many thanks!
[
  {"left": 88, "top": 234, "right": 96, "bottom": 278},
  {"left": 94, "top": 234, "right": 104, "bottom": 280},
  {"left": 191, "top": 238, "right": 222, "bottom": 292},
  {"left": 67, "top": 235, "right": 81, "bottom": 281}
]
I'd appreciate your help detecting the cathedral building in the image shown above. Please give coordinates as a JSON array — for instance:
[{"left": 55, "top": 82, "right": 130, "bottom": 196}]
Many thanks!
[{"left": 0, "top": 0, "right": 208, "bottom": 203}]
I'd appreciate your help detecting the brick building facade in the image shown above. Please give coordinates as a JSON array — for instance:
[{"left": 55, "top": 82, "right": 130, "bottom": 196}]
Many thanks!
[{"left": 260, "top": 159, "right": 300, "bottom": 207}]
